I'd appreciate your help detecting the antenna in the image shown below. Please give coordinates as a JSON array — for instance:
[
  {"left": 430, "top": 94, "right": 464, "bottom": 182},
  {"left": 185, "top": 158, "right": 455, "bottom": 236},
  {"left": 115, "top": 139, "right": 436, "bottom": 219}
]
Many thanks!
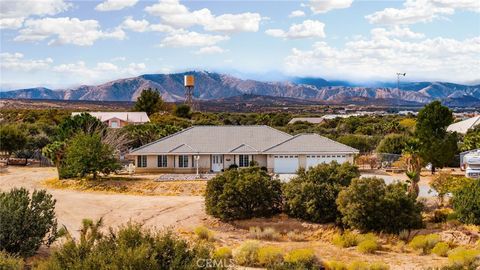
[{"left": 184, "top": 75, "right": 197, "bottom": 111}]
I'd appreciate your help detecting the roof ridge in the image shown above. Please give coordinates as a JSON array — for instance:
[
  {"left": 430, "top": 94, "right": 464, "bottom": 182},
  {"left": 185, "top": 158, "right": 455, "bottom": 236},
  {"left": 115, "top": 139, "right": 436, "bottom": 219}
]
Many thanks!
[
  {"left": 229, "top": 143, "right": 259, "bottom": 152},
  {"left": 263, "top": 133, "right": 302, "bottom": 152},
  {"left": 129, "top": 126, "right": 195, "bottom": 153}
]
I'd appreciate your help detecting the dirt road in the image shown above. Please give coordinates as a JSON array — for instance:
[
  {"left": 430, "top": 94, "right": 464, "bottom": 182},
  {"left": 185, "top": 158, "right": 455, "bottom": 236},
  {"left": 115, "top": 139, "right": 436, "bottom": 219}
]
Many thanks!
[{"left": 0, "top": 167, "right": 205, "bottom": 237}]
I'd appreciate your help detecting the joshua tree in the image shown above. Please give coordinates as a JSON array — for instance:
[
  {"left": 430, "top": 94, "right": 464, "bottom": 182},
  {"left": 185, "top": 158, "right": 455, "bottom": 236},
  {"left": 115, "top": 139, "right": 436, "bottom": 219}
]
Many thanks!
[{"left": 402, "top": 139, "right": 422, "bottom": 198}]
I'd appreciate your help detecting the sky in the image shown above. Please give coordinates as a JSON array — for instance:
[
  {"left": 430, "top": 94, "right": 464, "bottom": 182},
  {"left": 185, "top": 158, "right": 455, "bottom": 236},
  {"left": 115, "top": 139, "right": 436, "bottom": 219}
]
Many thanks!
[{"left": 0, "top": 0, "right": 479, "bottom": 90}]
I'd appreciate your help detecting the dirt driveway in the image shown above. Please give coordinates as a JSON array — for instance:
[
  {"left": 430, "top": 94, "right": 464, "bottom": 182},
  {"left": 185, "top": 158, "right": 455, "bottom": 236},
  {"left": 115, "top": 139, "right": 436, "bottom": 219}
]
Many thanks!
[{"left": 0, "top": 167, "right": 205, "bottom": 237}]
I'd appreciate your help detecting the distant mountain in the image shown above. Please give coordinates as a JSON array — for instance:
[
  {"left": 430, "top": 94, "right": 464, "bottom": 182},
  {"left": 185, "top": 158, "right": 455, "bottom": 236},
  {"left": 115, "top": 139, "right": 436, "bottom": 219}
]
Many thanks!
[{"left": 1, "top": 71, "right": 479, "bottom": 107}]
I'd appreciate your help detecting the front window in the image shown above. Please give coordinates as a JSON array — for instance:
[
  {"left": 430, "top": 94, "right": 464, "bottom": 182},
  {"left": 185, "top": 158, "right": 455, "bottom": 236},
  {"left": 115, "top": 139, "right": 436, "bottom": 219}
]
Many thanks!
[
  {"left": 137, "top": 155, "right": 147, "bottom": 167},
  {"left": 110, "top": 121, "right": 118, "bottom": 128},
  {"left": 157, "top": 155, "right": 167, "bottom": 167},
  {"left": 239, "top": 155, "right": 250, "bottom": 167},
  {"left": 178, "top": 155, "right": 189, "bottom": 168}
]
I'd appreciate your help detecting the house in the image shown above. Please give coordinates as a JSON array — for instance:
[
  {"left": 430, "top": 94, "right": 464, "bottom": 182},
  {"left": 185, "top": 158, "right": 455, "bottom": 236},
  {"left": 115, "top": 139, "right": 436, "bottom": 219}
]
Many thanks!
[
  {"left": 128, "top": 125, "right": 359, "bottom": 174},
  {"left": 288, "top": 118, "right": 325, "bottom": 125},
  {"left": 71, "top": 112, "right": 150, "bottom": 128},
  {"left": 447, "top": 115, "right": 480, "bottom": 134}
]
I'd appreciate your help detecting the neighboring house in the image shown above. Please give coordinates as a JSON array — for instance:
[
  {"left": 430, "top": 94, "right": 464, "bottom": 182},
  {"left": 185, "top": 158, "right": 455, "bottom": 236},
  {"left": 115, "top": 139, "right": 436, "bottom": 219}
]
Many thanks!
[
  {"left": 288, "top": 118, "right": 325, "bottom": 124},
  {"left": 128, "top": 125, "right": 359, "bottom": 174},
  {"left": 71, "top": 112, "right": 150, "bottom": 128},
  {"left": 447, "top": 115, "right": 480, "bottom": 134}
]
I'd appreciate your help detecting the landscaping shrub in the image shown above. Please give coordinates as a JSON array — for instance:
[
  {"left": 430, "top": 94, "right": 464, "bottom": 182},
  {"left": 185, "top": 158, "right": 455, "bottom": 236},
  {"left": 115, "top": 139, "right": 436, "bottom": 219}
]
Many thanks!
[
  {"left": 357, "top": 239, "right": 379, "bottom": 254},
  {"left": 0, "top": 188, "right": 59, "bottom": 257},
  {"left": 283, "top": 162, "right": 360, "bottom": 223},
  {"left": 194, "top": 226, "right": 215, "bottom": 241},
  {"left": 205, "top": 167, "right": 282, "bottom": 220},
  {"left": 432, "top": 242, "right": 450, "bottom": 257},
  {"left": 0, "top": 251, "right": 24, "bottom": 270},
  {"left": 447, "top": 247, "right": 480, "bottom": 269},
  {"left": 36, "top": 219, "right": 215, "bottom": 270},
  {"left": 257, "top": 246, "right": 284, "bottom": 267},
  {"left": 337, "top": 177, "right": 423, "bottom": 233},
  {"left": 430, "top": 172, "right": 473, "bottom": 206},
  {"left": 234, "top": 240, "right": 260, "bottom": 267},
  {"left": 248, "top": 227, "right": 280, "bottom": 241},
  {"left": 283, "top": 248, "right": 317, "bottom": 269},
  {"left": 408, "top": 234, "right": 441, "bottom": 255},
  {"left": 452, "top": 180, "right": 480, "bottom": 225}
]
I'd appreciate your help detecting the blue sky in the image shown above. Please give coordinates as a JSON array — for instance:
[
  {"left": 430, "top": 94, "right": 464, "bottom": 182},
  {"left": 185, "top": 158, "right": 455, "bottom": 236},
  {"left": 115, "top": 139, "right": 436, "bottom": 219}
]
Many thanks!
[{"left": 1, "top": 0, "right": 479, "bottom": 89}]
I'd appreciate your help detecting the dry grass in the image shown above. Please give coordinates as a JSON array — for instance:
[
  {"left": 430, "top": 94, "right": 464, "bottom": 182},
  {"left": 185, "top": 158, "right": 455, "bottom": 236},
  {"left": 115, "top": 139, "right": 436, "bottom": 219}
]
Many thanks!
[{"left": 43, "top": 177, "right": 206, "bottom": 196}]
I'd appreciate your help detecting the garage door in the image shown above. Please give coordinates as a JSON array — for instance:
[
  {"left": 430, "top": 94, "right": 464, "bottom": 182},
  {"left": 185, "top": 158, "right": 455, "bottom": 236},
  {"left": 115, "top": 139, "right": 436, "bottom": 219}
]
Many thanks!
[
  {"left": 274, "top": 155, "right": 299, "bottom": 173},
  {"left": 306, "top": 154, "right": 348, "bottom": 169}
]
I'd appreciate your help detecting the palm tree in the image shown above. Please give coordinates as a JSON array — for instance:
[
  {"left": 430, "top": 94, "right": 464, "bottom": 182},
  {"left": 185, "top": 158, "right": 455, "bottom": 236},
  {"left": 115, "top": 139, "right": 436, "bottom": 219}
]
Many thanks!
[{"left": 402, "top": 139, "right": 422, "bottom": 198}]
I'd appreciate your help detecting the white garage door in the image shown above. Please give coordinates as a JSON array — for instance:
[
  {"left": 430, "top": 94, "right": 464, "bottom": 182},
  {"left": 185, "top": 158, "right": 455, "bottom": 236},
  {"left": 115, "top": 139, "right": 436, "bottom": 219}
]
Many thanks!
[
  {"left": 274, "top": 155, "right": 299, "bottom": 173},
  {"left": 306, "top": 154, "right": 348, "bottom": 169}
]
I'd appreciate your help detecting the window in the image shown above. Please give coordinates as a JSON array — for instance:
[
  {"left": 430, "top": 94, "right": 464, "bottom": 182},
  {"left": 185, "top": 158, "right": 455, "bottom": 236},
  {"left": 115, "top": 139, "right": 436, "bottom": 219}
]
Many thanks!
[
  {"left": 157, "top": 155, "right": 167, "bottom": 167},
  {"left": 239, "top": 155, "right": 249, "bottom": 167},
  {"left": 110, "top": 121, "right": 118, "bottom": 128},
  {"left": 178, "top": 155, "right": 189, "bottom": 168},
  {"left": 137, "top": 155, "right": 147, "bottom": 167}
]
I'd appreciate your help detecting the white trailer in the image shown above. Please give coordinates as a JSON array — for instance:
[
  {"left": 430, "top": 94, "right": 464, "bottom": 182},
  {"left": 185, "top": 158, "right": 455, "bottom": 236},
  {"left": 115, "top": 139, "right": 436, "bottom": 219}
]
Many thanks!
[{"left": 464, "top": 150, "right": 480, "bottom": 179}]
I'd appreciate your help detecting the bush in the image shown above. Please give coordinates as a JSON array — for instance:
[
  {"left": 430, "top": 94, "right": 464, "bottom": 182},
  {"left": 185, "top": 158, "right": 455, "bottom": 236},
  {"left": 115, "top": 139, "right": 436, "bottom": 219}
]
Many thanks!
[
  {"left": 234, "top": 240, "right": 260, "bottom": 266},
  {"left": 326, "top": 261, "right": 348, "bottom": 270},
  {"left": 213, "top": 247, "right": 232, "bottom": 260},
  {"left": 447, "top": 247, "right": 480, "bottom": 269},
  {"left": 284, "top": 248, "right": 317, "bottom": 269},
  {"left": 257, "top": 246, "right": 284, "bottom": 267},
  {"left": 205, "top": 167, "right": 282, "bottom": 220},
  {"left": 283, "top": 162, "right": 360, "bottom": 223},
  {"left": 431, "top": 172, "right": 473, "bottom": 206},
  {"left": 0, "top": 251, "right": 24, "bottom": 270},
  {"left": 248, "top": 227, "right": 280, "bottom": 241},
  {"left": 286, "top": 230, "right": 305, "bottom": 242},
  {"left": 432, "top": 242, "right": 450, "bottom": 257},
  {"left": 332, "top": 231, "right": 360, "bottom": 248},
  {"left": 376, "top": 134, "right": 410, "bottom": 154},
  {"left": 452, "top": 180, "right": 480, "bottom": 225},
  {"left": 357, "top": 239, "right": 379, "bottom": 254},
  {"left": 337, "top": 177, "right": 423, "bottom": 233},
  {"left": 0, "top": 188, "right": 59, "bottom": 257},
  {"left": 194, "top": 226, "right": 215, "bottom": 241},
  {"left": 408, "top": 234, "right": 441, "bottom": 255},
  {"left": 36, "top": 219, "right": 214, "bottom": 270},
  {"left": 326, "top": 261, "right": 389, "bottom": 270}
]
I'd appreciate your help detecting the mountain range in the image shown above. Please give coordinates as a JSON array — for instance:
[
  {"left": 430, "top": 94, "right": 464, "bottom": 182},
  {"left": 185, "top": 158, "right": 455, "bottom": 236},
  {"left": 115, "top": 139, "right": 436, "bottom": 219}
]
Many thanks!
[{"left": 1, "top": 71, "right": 480, "bottom": 107}]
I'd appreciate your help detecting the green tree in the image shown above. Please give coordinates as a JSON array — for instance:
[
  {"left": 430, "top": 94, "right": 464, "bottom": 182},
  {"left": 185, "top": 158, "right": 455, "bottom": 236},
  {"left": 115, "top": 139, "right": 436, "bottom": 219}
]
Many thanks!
[
  {"left": 122, "top": 123, "right": 182, "bottom": 149},
  {"left": 56, "top": 113, "right": 105, "bottom": 141},
  {"left": 452, "top": 180, "right": 480, "bottom": 225},
  {"left": 63, "top": 133, "right": 120, "bottom": 179},
  {"left": 402, "top": 138, "right": 423, "bottom": 197},
  {"left": 0, "top": 188, "right": 59, "bottom": 257},
  {"left": 337, "top": 134, "right": 379, "bottom": 153},
  {"left": 205, "top": 167, "right": 282, "bottom": 220},
  {"left": 460, "top": 127, "right": 480, "bottom": 151},
  {"left": 415, "top": 101, "right": 457, "bottom": 173},
  {"left": 376, "top": 133, "right": 410, "bottom": 154},
  {"left": 337, "top": 177, "right": 423, "bottom": 233},
  {"left": 0, "top": 125, "right": 27, "bottom": 158},
  {"left": 283, "top": 162, "right": 359, "bottom": 223},
  {"left": 133, "top": 88, "right": 165, "bottom": 116},
  {"left": 174, "top": 104, "right": 192, "bottom": 119}
]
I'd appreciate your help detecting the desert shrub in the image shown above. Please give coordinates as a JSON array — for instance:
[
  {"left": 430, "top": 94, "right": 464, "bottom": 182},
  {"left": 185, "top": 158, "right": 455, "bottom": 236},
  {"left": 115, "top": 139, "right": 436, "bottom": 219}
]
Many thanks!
[
  {"left": 452, "top": 180, "right": 480, "bottom": 225},
  {"left": 205, "top": 167, "right": 282, "bottom": 220},
  {"left": 337, "top": 177, "right": 423, "bottom": 233},
  {"left": 326, "top": 261, "right": 348, "bottom": 270},
  {"left": 194, "top": 226, "right": 215, "bottom": 241},
  {"left": 447, "top": 247, "right": 480, "bottom": 269},
  {"left": 326, "top": 261, "right": 389, "bottom": 270},
  {"left": 36, "top": 219, "right": 214, "bottom": 270},
  {"left": 0, "top": 188, "right": 59, "bottom": 257},
  {"left": 431, "top": 208, "right": 454, "bottom": 223},
  {"left": 368, "top": 262, "right": 390, "bottom": 270},
  {"left": 357, "top": 239, "right": 379, "bottom": 254},
  {"left": 332, "top": 231, "right": 360, "bottom": 248},
  {"left": 248, "top": 227, "right": 280, "bottom": 241},
  {"left": 283, "top": 162, "right": 360, "bottom": 223},
  {"left": 257, "top": 246, "right": 284, "bottom": 267},
  {"left": 431, "top": 172, "right": 473, "bottom": 206},
  {"left": 213, "top": 247, "right": 232, "bottom": 260},
  {"left": 408, "top": 234, "right": 441, "bottom": 255},
  {"left": 286, "top": 230, "right": 305, "bottom": 241},
  {"left": 283, "top": 248, "right": 317, "bottom": 269},
  {"left": 432, "top": 242, "right": 450, "bottom": 257},
  {"left": 0, "top": 251, "right": 24, "bottom": 270},
  {"left": 398, "top": 230, "right": 410, "bottom": 242},
  {"left": 234, "top": 240, "right": 260, "bottom": 266}
]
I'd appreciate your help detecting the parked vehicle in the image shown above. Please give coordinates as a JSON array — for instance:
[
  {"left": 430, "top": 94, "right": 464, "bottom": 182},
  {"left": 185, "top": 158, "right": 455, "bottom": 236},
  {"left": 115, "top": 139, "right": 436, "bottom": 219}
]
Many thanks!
[{"left": 464, "top": 150, "right": 480, "bottom": 179}]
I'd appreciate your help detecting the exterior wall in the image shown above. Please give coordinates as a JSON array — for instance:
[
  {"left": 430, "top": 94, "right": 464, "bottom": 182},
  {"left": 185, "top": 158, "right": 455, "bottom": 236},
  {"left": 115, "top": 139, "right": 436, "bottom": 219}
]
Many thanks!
[
  {"left": 253, "top": 155, "right": 267, "bottom": 167},
  {"left": 224, "top": 154, "right": 235, "bottom": 169},
  {"left": 134, "top": 154, "right": 211, "bottom": 173}
]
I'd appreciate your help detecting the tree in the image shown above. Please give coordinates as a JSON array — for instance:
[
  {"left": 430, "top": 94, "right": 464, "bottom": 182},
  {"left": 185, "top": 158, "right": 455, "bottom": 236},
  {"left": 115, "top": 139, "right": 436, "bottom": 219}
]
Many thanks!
[
  {"left": 415, "top": 101, "right": 457, "bottom": 174},
  {"left": 283, "top": 162, "right": 360, "bottom": 223},
  {"left": 133, "top": 88, "right": 165, "bottom": 116},
  {"left": 0, "top": 188, "right": 59, "bottom": 257},
  {"left": 402, "top": 138, "right": 423, "bottom": 197},
  {"left": 460, "top": 126, "right": 480, "bottom": 151},
  {"left": 376, "top": 134, "right": 410, "bottom": 154},
  {"left": 0, "top": 125, "right": 27, "bottom": 158},
  {"left": 337, "top": 134, "right": 379, "bottom": 153},
  {"left": 122, "top": 123, "right": 182, "bottom": 149},
  {"left": 452, "top": 180, "right": 480, "bottom": 225},
  {"left": 205, "top": 167, "right": 282, "bottom": 220},
  {"left": 174, "top": 104, "right": 192, "bottom": 119},
  {"left": 63, "top": 133, "right": 120, "bottom": 179},
  {"left": 337, "top": 177, "right": 423, "bottom": 233}
]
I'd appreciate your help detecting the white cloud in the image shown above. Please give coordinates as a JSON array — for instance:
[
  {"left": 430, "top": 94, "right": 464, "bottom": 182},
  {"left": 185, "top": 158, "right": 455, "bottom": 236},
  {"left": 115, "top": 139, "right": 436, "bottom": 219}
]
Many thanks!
[
  {"left": 371, "top": 26, "right": 425, "bottom": 39},
  {"left": 14, "top": 17, "right": 125, "bottom": 46},
  {"left": 160, "top": 31, "right": 229, "bottom": 47},
  {"left": 265, "top": 20, "right": 326, "bottom": 39},
  {"left": 366, "top": 0, "right": 480, "bottom": 25},
  {"left": 95, "top": 0, "right": 138, "bottom": 11},
  {"left": 0, "top": 0, "right": 70, "bottom": 29},
  {"left": 307, "top": 0, "right": 353, "bottom": 14},
  {"left": 0, "top": 52, "right": 53, "bottom": 71},
  {"left": 194, "top": 46, "right": 226, "bottom": 55},
  {"left": 284, "top": 33, "right": 480, "bottom": 82},
  {"left": 53, "top": 61, "right": 146, "bottom": 79},
  {"left": 145, "top": 0, "right": 261, "bottom": 33},
  {"left": 119, "top": 17, "right": 176, "bottom": 33},
  {"left": 289, "top": 10, "right": 306, "bottom": 18}
]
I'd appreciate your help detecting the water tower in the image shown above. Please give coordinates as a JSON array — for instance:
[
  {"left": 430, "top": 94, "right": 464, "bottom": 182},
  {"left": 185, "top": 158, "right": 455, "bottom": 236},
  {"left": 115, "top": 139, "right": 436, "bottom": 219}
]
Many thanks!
[{"left": 184, "top": 75, "right": 196, "bottom": 110}]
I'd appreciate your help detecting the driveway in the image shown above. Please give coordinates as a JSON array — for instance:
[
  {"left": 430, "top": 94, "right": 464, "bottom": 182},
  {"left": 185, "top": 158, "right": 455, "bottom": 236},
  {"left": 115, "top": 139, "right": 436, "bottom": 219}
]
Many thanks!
[{"left": 0, "top": 167, "right": 205, "bottom": 237}]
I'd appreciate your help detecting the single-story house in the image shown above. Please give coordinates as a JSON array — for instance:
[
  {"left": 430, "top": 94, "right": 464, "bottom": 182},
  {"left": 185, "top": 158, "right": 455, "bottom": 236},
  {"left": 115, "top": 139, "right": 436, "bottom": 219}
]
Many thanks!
[
  {"left": 128, "top": 125, "right": 359, "bottom": 174},
  {"left": 71, "top": 112, "right": 150, "bottom": 128},
  {"left": 288, "top": 117, "right": 325, "bottom": 125},
  {"left": 447, "top": 115, "right": 480, "bottom": 134}
]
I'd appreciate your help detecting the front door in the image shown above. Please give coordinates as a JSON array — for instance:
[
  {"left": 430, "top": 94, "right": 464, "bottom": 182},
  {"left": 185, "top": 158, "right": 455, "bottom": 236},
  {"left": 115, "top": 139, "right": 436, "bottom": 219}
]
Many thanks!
[{"left": 212, "top": 155, "right": 223, "bottom": 172}]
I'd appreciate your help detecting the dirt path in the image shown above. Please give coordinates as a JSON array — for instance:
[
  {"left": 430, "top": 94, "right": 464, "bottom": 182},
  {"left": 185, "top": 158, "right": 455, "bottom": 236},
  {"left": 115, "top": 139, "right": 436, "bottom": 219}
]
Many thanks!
[{"left": 0, "top": 167, "right": 205, "bottom": 237}]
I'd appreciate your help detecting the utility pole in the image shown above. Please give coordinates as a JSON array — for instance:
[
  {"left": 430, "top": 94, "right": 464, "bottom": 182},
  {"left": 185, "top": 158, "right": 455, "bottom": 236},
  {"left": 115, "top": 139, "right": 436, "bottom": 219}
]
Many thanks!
[{"left": 396, "top": 73, "right": 406, "bottom": 112}]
